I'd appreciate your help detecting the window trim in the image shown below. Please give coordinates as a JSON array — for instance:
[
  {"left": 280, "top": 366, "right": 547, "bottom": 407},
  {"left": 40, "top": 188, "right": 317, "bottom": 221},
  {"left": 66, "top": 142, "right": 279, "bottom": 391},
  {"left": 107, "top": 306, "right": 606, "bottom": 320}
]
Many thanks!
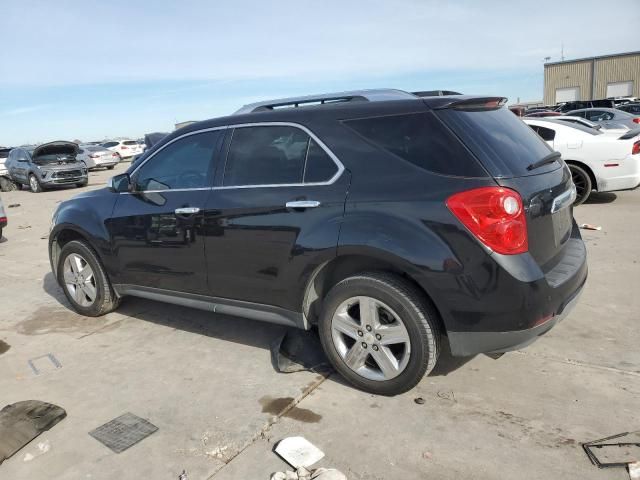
[
  {"left": 128, "top": 122, "right": 344, "bottom": 193},
  {"left": 217, "top": 122, "right": 344, "bottom": 189}
]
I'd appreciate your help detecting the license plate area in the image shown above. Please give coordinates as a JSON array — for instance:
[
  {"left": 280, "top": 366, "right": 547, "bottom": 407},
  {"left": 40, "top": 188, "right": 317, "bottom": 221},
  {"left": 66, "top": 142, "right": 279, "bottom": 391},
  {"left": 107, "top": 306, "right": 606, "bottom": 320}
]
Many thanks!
[{"left": 552, "top": 206, "right": 572, "bottom": 246}]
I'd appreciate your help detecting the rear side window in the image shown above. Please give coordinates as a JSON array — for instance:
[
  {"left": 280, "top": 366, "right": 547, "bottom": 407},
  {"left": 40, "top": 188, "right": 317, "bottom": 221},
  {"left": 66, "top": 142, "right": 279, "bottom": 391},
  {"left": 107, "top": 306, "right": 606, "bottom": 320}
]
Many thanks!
[
  {"left": 223, "top": 125, "right": 339, "bottom": 186},
  {"left": 586, "top": 110, "right": 613, "bottom": 121},
  {"left": 529, "top": 125, "right": 556, "bottom": 141},
  {"left": 344, "top": 112, "right": 487, "bottom": 177},
  {"left": 438, "top": 107, "right": 555, "bottom": 177}
]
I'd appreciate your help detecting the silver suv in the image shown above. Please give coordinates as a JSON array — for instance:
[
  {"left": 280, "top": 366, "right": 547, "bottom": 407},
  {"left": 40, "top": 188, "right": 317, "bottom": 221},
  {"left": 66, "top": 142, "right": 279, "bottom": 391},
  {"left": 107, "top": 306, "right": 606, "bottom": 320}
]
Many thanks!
[{"left": 6, "top": 142, "right": 88, "bottom": 193}]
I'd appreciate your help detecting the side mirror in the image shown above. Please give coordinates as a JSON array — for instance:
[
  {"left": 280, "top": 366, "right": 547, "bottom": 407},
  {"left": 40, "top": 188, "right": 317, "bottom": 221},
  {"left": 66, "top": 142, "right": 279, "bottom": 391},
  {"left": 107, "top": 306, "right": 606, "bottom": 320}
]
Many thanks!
[{"left": 107, "top": 173, "right": 131, "bottom": 193}]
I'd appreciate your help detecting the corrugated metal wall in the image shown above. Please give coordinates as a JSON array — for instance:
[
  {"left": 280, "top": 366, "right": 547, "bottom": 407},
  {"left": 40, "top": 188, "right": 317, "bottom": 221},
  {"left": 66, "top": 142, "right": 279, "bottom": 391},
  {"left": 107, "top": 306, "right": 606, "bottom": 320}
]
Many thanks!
[
  {"left": 544, "top": 53, "right": 640, "bottom": 104},
  {"left": 543, "top": 61, "right": 592, "bottom": 104},
  {"left": 594, "top": 54, "right": 640, "bottom": 98}
]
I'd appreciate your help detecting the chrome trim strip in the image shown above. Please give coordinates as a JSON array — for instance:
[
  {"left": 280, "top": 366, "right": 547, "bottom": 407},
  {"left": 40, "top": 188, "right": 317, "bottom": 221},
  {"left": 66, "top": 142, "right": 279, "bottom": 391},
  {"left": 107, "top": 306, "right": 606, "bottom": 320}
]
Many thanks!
[
  {"left": 126, "top": 122, "right": 345, "bottom": 194},
  {"left": 551, "top": 184, "right": 577, "bottom": 214}
]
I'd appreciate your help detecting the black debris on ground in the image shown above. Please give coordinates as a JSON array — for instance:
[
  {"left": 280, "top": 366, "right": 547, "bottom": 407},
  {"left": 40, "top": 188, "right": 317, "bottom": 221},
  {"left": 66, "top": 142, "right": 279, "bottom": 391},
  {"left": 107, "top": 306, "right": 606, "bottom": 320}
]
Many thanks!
[{"left": 0, "top": 400, "right": 66, "bottom": 464}]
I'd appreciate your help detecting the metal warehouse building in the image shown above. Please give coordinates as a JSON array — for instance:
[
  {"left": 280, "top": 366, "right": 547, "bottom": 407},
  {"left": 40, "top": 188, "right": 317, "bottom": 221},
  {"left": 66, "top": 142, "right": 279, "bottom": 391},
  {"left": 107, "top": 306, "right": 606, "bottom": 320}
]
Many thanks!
[{"left": 543, "top": 51, "right": 640, "bottom": 105}]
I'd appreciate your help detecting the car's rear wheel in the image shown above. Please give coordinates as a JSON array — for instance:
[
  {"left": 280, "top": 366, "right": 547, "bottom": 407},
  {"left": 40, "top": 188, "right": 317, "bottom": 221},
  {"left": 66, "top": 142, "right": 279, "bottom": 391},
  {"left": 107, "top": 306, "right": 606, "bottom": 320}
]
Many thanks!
[
  {"left": 57, "top": 240, "right": 119, "bottom": 316},
  {"left": 318, "top": 272, "right": 441, "bottom": 395},
  {"left": 29, "top": 174, "right": 42, "bottom": 193},
  {"left": 569, "top": 164, "right": 592, "bottom": 205},
  {"left": 106, "top": 165, "right": 115, "bottom": 170}
]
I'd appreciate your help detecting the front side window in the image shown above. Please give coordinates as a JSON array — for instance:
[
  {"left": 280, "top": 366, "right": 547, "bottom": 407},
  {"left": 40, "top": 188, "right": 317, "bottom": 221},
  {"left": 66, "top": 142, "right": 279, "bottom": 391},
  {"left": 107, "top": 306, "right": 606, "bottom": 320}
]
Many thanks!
[
  {"left": 223, "top": 125, "right": 338, "bottom": 186},
  {"left": 134, "top": 130, "right": 221, "bottom": 191}
]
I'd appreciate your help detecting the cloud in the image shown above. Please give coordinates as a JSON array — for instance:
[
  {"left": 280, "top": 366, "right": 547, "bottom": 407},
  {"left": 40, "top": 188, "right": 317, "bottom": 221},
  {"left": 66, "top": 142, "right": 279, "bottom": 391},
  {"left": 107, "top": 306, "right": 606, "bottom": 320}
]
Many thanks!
[{"left": 1, "top": 104, "right": 52, "bottom": 116}]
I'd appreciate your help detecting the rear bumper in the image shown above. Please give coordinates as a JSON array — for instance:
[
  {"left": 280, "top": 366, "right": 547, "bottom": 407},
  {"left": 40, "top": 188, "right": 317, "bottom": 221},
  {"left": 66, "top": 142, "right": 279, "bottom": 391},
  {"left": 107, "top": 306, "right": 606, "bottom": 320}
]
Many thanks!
[
  {"left": 596, "top": 155, "right": 640, "bottom": 192},
  {"left": 447, "top": 278, "right": 585, "bottom": 356}
]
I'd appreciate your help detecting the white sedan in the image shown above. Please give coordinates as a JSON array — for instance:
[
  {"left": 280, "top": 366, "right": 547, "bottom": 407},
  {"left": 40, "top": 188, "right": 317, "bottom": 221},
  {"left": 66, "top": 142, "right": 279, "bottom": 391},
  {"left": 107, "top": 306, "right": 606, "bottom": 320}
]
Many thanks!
[
  {"left": 523, "top": 118, "right": 640, "bottom": 204},
  {"left": 101, "top": 140, "right": 144, "bottom": 159}
]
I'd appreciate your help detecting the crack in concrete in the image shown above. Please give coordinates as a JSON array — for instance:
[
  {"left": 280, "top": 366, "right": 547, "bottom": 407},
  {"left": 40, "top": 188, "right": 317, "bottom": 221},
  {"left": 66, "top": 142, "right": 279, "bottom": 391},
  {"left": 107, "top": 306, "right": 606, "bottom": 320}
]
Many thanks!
[
  {"left": 514, "top": 351, "right": 640, "bottom": 377},
  {"left": 206, "top": 372, "right": 330, "bottom": 479}
]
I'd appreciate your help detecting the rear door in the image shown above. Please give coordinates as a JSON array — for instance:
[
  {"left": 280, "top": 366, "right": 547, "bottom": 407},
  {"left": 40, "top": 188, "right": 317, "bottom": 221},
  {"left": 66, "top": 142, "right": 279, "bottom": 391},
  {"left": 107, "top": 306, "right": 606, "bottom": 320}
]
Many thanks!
[
  {"left": 107, "top": 129, "right": 224, "bottom": 294},
  {"left": 438, "top": 106, "right": 575, "bottom": 268},
  {"left": 202, "top": 123, "right": 348, "bottom": 311}
]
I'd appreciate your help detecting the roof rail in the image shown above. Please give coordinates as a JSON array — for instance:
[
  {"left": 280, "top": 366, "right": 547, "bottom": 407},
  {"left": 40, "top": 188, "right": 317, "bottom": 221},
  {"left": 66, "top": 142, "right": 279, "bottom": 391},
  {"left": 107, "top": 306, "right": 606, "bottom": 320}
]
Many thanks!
[{"left": 233, "top": 89, "right": 417, "bottom": 115}]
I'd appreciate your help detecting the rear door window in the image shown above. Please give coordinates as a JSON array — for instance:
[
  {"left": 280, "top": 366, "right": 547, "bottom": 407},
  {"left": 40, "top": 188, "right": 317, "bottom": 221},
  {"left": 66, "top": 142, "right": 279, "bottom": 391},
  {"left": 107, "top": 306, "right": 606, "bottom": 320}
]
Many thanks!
[
  {"left": 529, "top": 125, "right": 556, "bottom": 141},
  {"left": 223, "top": 125, "right": 339, "bottom": 186},
  {"left": 344, "top": 112, "right": 487, "bottom": 177},
  {"left": 437, "top": 107, "right": 556, "bottom": 177}
]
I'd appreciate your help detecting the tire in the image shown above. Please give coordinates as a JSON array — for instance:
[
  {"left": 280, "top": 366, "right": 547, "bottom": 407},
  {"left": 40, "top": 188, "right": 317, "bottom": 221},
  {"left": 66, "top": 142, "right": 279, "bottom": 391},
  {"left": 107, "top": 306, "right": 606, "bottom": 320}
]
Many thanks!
[
  {"left": 318, "top": 272, "right": 441, "bottom": 396},
  {"left": 0, "top": 227, "right": 3, "bottom": 239},
  {"left": 569, "top": 164, "right": 592, "bottom": 205},
  {"left": 106, "top": 165, "right": 115, "bottom": 170},
  {"left": 29, "top": 174, "right": 43, "bottom": 193},
  {"left": 76, "top": 181, "right": 88, "bottom": 188},
  {"left": 0, "top": 177, "right": 17, "bottom": 192},
  {"left": 57, "top": 240, "right": 120, "bottom": 316}
]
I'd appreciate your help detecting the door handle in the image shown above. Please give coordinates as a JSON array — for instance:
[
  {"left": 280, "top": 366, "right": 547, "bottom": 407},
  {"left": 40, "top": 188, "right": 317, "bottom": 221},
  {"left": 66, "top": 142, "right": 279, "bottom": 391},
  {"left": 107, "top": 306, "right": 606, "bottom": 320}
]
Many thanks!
[
  {"left": 285, "top": 200, "right": 321, "bottom": 209},
  {"left": 175, "top": 207, "right": 200, "bottom": 215}
]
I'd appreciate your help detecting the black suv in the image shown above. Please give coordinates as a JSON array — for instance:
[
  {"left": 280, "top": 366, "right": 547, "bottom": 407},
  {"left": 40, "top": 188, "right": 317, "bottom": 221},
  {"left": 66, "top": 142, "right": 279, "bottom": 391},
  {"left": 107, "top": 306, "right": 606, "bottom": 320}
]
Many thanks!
[{"left": 49, "top": 89, "right": 587, "bottom": 395}]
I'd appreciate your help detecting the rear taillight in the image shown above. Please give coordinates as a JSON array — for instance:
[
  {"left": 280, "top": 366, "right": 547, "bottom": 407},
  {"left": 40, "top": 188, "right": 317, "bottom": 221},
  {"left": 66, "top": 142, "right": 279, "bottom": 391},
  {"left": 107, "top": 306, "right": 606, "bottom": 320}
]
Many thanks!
[
  {"left": 121, "top": 146, "right": 128, "bottom": 149},
  {"left": 633, "top": 141, "right": 640, "bottom": 155},
  {"left": 633, "top": 118, "right": 640, "bottom": 124},
  {"left": 112, "top": 153, "right": 118, "bottom": 157},
  {"left": 0, "top": 216, "right": 7, "bottom": 225},
  {"left": 447, "top": 187, "right": 528, "bottom": 255}
]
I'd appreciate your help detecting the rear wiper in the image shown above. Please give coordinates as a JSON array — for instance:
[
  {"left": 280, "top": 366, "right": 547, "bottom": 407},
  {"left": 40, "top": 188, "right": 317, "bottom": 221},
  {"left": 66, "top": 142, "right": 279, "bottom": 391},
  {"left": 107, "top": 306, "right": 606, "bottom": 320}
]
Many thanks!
[{"left": 527, "top": 151, "right": 561, "bottom": 171}]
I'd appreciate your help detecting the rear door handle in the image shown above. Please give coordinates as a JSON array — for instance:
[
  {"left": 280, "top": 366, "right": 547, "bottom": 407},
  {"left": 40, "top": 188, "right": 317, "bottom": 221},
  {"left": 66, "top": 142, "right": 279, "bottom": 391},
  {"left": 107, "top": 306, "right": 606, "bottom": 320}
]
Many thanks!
[
  {"left": 175, "top": 207, "right": 200, "bottom": 215},
  {"left": 285, "top": 200, "right": 321, "bottom": 209}
]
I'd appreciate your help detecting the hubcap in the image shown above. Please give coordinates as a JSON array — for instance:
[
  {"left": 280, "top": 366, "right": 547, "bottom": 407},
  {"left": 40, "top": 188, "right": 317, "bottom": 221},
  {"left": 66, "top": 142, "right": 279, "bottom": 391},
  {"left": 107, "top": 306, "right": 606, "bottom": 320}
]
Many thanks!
[
  {"left": 63, "top": 253, "right": 97, "bottom": 307},
  {"left": 30, "top": 176, "right": 38, "bottom": 191},
  {"left": 331, "top": 296, "right": 411, "bottom": 381}
]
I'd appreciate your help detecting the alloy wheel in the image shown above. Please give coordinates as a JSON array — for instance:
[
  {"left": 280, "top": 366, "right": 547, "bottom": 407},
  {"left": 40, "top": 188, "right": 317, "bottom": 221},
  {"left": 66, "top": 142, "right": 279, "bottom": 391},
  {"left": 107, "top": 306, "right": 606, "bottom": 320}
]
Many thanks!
[
  {"left": 571, "top": 169, "right": 588, "bottom": 203},
  {"left": 63, "top": 253, "right": 97, "bottom": 307},
  {"left": 331, "top": 296, "right": 411, "bottom": 381},
  {"left": 29, "top": 176, "right": 39, "bottom": 192}
]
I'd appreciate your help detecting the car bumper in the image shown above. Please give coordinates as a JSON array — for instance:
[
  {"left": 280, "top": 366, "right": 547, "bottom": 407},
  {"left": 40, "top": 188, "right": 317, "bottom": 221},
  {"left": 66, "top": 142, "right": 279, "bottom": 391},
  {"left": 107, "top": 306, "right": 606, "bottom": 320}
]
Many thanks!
[
  {"left": 447, "top": 280, "right": 585, "bottom": 356},
  {"left": 41, "top": 176, "right": 88, "bottom": 186},
  {"left": 596, "top": 155, "right": 640, "bottom": 192}
]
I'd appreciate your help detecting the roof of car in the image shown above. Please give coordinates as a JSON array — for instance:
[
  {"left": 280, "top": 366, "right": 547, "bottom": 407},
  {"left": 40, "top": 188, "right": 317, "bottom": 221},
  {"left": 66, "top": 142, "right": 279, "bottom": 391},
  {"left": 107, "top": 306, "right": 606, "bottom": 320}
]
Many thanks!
[{"left": 567, "top": 107, "right": 626, "bottom": 114}]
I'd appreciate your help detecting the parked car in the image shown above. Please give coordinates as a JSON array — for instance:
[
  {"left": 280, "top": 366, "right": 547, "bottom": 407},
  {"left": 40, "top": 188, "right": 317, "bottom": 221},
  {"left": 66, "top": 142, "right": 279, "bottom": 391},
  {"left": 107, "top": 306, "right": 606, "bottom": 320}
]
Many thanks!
[
  {"left": 616, "top": 103, "right": 640, "bottom": 115},
  {"left": 49, "top": 90, "right": 587, "bottom": 395},
  {"left": 0, "top": 194, "right": 6, "bottom": 239},
  {"left": 555, "top": 99, "right": 615, "bottom": 112},
  {"left": 130, "top": 132, "right": 170, "bottom": 168},
  {"left": 6, "top": 141, "right": 88, "bottom": 193},
  {"left": 78, "top": 145, "right": 121, "bottom": 170},
  {"left": 565, "top": 108, "right": 640, "bottom": 130},
  {"left": 525, "top": 111, "right": 562, "bottom": 117},
  {"left": 524, "top": 118, "right": 640, "bottom": 204},
  {"left": 0, "top": 148, "right": 18, "bottom": 191},
  {"left": 553, "top": 116, "right": 629, "bottom": 135},
  {"left": 101, "top": 140, "right": 144, "bottom": 159}
]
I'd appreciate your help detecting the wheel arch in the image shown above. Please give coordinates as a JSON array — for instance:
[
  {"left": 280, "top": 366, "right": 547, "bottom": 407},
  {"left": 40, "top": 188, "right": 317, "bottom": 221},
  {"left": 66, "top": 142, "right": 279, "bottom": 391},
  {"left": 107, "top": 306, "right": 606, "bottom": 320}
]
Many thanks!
[
  {"left": 564, "top": 159, "right": 598, "bottom": 191},
  {"left": 49, "top": 225, "right": 107, "bottom": 278},
  {"left": 302, "top": 252, "right": 447, "bottom": 335}
]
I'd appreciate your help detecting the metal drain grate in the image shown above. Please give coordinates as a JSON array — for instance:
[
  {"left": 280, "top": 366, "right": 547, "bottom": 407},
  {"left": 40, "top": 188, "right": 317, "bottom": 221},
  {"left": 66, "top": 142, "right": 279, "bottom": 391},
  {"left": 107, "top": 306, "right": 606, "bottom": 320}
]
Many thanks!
[{"left": 89, "top": 413, "right": 158, "bottom": 453}]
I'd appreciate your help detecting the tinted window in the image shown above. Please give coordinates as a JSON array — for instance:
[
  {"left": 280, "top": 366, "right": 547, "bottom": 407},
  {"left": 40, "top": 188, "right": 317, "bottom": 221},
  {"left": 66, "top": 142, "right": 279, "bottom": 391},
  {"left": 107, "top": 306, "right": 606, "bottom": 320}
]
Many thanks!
[
  {"left": 304, "top": 139, "right": 338, "bottom": 183},
  {"left": 345, "top": 112, "right": 486, "bottom": 177},
  {"left": 224, "top": 126, "right": 308, "bottom": 186},
  {"left": 438, "top": 107, "right": 555, "bottom": 177},
  {"left": 123, "top": 140, "right": 138, "bottom": 145},
  {"left": 102, "top": 142, "right": 118, "bottom": 148},
  {"left": 529, "top": 125, "right": 556, "bottom": 141},
  {"left": 586, "top": 110, "right": 613, "bottom": 121},
  {"left": 134, "top": 131, "right": 221, "bottom": 191}
]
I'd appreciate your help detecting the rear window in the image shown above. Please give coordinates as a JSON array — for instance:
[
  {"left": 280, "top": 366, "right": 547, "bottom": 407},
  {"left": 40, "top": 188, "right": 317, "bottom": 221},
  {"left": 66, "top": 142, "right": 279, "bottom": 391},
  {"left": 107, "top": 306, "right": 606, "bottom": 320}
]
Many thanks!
[
  {"left": 102, "top": 142, "right": 118, "bottom": 148},
  {"left": 437, "top": 107, "right": 556, "bottom": 177},
  {"left": 344, "top": 112, "right": 487, "bottom": 177},
  {"left": 123, "top": 141, "right": 138, "bottom": 145}
]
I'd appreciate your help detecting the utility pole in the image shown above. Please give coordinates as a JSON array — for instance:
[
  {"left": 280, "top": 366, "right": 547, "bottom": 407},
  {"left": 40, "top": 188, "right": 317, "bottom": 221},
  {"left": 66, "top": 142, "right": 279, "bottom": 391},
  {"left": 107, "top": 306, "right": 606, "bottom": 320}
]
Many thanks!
[{"left": 561, "top": 42, "right": 565, "bottom": 62}]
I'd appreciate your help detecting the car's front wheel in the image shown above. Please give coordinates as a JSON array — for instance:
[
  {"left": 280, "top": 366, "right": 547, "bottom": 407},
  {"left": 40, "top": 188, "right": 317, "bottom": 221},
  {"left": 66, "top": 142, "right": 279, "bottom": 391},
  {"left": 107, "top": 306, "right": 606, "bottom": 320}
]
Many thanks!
[
  {"left": 569, "top": 164, "right": 592, "bottom": 205},
  {"left": 57, "top": 240, "right": 120, "bottom": 316},
  {"left": 29, "top": 174, "right": 42, "bottom": 193},
  {"left": 318, "top": 272, "right": 441, "bottom": 395}
]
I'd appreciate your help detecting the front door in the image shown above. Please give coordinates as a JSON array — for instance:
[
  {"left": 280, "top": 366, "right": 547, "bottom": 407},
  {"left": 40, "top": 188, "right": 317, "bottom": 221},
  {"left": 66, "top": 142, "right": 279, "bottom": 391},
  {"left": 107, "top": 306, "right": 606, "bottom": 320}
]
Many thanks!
[
  {"left": 107, "top": 129, "right": 224, "bottom": 294},
  {"left": 203, "top": 124, "right": 349, "bottom": 311}
]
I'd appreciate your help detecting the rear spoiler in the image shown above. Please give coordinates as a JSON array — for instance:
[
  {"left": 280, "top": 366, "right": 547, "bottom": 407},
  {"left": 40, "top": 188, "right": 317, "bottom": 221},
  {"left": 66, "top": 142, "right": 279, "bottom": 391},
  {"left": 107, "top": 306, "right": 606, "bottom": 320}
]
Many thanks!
[
  {"left": 618, "top": 128, "right": 640, "bottom": 140},
  {"left": 432, "top": 96, "right": 508, "bottom": 111}
]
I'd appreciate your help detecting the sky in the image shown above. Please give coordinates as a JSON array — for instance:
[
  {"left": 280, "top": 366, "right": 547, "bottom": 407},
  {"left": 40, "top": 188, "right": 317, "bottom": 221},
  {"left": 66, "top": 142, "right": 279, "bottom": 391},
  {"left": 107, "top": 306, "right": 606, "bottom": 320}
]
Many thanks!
[{"left": 1, "top": 0, "right": 638, "bottom": 146}]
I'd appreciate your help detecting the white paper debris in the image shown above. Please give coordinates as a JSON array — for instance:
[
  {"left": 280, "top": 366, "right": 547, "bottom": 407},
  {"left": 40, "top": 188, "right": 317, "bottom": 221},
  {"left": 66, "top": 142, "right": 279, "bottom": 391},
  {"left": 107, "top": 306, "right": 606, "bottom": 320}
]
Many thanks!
[
  {"left": 275, "top": 437, "right": 325, "bottom": 469},
  {"left": 23, "top": 440, "right": 50, "bottom": 462},
  {"left": 629, "top": 461, "right": 640, "bottom": 480}
]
